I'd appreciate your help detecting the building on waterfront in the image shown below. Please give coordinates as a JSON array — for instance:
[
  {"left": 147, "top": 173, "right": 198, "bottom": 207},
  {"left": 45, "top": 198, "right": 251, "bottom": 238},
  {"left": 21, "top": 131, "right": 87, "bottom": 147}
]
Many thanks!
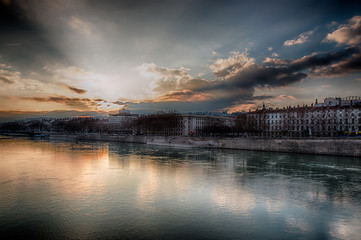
[
  {"left": 132, "top": 112, "right": 236, "bottom": 136},
  {"left": 108, "top": 110, "right": 139, "bottom": 125},
  {"left": 107, "top": 96, "right": 361, "bottom": 138},
  {"left": 182, "top": 114, "right": 235, "bottom": 136},
  {"left": 245, "top": 97, "right": 361, "bottom": 138},
  {"left": 108, "top": 110, "right": 139, "bottom": 134}
]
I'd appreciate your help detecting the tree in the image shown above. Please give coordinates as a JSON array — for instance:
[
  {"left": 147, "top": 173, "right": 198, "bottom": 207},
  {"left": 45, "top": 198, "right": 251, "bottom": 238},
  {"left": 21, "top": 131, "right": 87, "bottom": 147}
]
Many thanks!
[{"left": 134, "top": 112, "right": 182, "bottom": 136}]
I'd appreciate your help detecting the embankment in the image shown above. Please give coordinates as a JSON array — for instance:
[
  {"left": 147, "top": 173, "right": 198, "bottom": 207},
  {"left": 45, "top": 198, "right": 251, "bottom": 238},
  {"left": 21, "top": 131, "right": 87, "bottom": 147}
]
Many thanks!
[{"left": 48, "top": 134, "right": 361, "bottom": 157}]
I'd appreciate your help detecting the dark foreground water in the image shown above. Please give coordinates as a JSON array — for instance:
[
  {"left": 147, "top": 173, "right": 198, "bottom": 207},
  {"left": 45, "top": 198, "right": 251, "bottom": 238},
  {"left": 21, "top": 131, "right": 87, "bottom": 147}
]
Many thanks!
[{"left": 0, "top": 137, "right": 361, "bottom": 240}]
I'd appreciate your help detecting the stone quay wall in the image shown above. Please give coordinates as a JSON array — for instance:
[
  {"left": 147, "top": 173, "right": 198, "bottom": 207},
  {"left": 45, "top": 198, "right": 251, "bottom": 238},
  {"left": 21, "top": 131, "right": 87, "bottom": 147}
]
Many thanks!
[{"left": 49, "top": 134, "right": 361, "bottom": 157}]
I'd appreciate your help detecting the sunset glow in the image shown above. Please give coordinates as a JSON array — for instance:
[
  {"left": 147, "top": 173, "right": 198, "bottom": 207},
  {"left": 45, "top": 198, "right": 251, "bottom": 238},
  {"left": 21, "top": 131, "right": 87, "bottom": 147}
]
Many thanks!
[{"left": 1, "top": 0, "right": 361, "bottom": 120}]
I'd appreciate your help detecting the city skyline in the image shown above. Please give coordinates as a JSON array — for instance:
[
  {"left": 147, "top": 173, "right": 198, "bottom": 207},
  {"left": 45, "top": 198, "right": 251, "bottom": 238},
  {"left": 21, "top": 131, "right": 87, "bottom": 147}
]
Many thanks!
[{"left": 1, "top": 0, "right": 361, "bottom": 121}]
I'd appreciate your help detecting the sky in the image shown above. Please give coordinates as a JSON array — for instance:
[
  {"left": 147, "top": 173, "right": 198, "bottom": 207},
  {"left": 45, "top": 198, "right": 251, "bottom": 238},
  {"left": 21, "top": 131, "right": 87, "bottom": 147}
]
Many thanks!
[{"left": 1, "top": 0, "right": 361, "bottom": 120}]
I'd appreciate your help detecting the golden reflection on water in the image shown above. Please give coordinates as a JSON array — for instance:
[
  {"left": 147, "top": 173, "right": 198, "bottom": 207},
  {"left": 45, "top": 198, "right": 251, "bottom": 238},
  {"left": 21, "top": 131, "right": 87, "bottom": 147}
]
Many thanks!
[
  {"left": 211, "top": 186, "right": 256, "bottom": 215},
  {"left": 1, "top": 137, "right": 361, "bottom": 239},
  {"left": 0, "top": 138, "right": 110, "bottom": 200}
]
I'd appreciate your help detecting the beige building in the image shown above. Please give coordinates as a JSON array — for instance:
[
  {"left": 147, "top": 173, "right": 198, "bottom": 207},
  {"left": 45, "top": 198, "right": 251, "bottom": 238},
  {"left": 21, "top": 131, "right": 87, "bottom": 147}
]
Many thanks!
[
  {"left": 108, "top": 110, "right": 139, "bottom": 127},
  {"left": 182, "top": 114, "right": 235, "bottom": 136},
  {"left": 246, "top": 97, "right": 361, "bottom": 138},
  {"left": 119, "top": 111, "right": 236, "bottom": 136}
]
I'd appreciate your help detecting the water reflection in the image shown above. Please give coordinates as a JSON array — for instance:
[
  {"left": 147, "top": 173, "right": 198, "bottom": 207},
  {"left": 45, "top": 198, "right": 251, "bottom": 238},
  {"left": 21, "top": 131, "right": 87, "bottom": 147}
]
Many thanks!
[{"left": 0, "top": 137, "right": 361, "bottom": 239}]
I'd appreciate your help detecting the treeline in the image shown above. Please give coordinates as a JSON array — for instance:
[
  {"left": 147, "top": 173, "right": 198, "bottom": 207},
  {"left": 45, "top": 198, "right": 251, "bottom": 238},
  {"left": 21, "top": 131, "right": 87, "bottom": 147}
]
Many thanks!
[
  {"left": 133, "top": 112, "right": 245, "bottom": 137},
  {"left": 134, "top": 112, "right": 182, "bottom": 136},
  {"left": 0, "top": 113, "right": 186, "bottom": 136},
  {"left": 0, "top": 118, "right": 126, "bottom": 134},
  {"left": 0, "top": 112, "right": 252, "bottom": 137}
]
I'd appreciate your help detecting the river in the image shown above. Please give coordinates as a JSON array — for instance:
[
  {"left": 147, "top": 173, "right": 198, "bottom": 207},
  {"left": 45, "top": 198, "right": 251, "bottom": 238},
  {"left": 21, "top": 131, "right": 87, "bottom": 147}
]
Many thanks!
[{"left": 0, "top": 136, "right": 360, "bottom": 239}]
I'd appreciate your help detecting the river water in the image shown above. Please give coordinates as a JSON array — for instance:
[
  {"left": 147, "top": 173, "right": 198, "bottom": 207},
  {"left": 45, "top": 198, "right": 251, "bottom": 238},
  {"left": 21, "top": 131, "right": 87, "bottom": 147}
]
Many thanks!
[{"left": 0, "top": 137, "right": 360, "bottom": 239}]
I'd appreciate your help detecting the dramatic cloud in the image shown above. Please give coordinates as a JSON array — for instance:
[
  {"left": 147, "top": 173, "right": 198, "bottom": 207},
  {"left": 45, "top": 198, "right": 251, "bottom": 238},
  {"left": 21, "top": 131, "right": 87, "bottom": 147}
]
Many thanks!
[
  {"left": 212, "top": 46, "right": 360, "bottom": 107},
  {"left": 23, "top": 96, "right": 91, "bottom": 103},
  {"left": 136, "top": 45, "right": 361, "bottom": 113},
  {"left": 21, "top": 96, "right": 100, "bottom": 110},
  {"left": 291, "top": 46, "right": 359, "bottom": 68},
  {"left": 263, "top": 58, "right": 291, "bottom": 65},
  {"left": 155, "top": 90, "right": 213, "bottom": 102},
  {"left": 0, "top": 76, "right": 14, "bottom": 84},
  {"left": 209, "top": 50, "right": 307, "bottom": 90},
  {"left": 1, "top": 1, "right": 361, "bottom": 119},
  {"left": 210, "top": 51, "right": 255, "bottom": 79},
  {"left": 137, "top": 63, "right": 191, "bottom": 82},
  {"left": 0, "top": 63, "right": 76, "bottom": 97},
  {"left": 324, "top": 16, "right": 361, "bottom": 45},
  {"left": 284, "top": 30, "right": 314, "bottom": 46},
  {"left": 292, "top": 46, "right": 361, "bottom": 77},
  {"left": 66, "top": 85, "right": 87, "bottom": 94},
  {"left": 137, "top": 63, "right": 215, "bottom": 96},
  {"left": 314, "top": 51, "right": 361, "bottom": 77},
  {"left": 226, "top": 94, "right": 297, "bottom": 113}
]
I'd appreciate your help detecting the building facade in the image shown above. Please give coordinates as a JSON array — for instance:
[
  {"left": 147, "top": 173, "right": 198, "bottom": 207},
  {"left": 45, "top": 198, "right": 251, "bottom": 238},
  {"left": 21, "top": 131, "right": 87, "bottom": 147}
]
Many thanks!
[
  {"left": 108, "top": 110, "right": 139, "bottom": 134},
  {"left": 182, "top": 114, "right": 235, "bottom": 136},
  {"left": 245, "top": 97, "right": 361, "bottom": 138},
  {"left": 122, "top": 111, "right": 236, "bottom": 136},
  {"left": 108, "top": 110, "right": 139, "bottom": 125}
]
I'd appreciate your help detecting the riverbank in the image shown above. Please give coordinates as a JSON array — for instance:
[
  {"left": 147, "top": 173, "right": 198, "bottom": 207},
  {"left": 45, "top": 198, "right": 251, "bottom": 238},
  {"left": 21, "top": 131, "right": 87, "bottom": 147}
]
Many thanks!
[{"left": 45, "top": 134, "right": 361, "bottom": 157}]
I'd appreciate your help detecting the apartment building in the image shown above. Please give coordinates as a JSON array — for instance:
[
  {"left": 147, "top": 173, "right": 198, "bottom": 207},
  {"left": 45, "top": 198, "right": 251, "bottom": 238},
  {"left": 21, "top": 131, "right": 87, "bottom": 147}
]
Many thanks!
[
  {"left": 246, "top": 97, "right": 361, "bottom": 138},
  {"left": 182, "top": 114, "right": 235, "bottom": 136},
  {"left": 130, "top": 112, "right": 236, "bottom": 136},
  {"left": 108, "top": 110, "right": 139, "bottom": 126}
]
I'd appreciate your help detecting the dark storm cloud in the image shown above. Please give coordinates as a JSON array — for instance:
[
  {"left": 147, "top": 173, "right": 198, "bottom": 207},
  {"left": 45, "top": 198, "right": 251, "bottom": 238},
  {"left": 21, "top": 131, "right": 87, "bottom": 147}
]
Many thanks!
[
  {"left": 135, "top": 41, "right": 361, "bottom": 113},
  {"left": 290, "top": 46, "right": 360, "bottom": 71},
  {"left": 143, "top": 44, "right": 361, "bottom": 112},
  {"left": 206, "top": 46, "right": 361, "bottom": 94},
  {"left": 66, "top": 85, "right": 88, "bottom": 94},
  {"left": 226, "top": 65, "right": 308, "bottom": 89},
  {"left": 316, "top": 52, "right": 361, "bottom": 77},
  {"left": 289, "top": 46, "right": 361, "bottom": 78}
]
